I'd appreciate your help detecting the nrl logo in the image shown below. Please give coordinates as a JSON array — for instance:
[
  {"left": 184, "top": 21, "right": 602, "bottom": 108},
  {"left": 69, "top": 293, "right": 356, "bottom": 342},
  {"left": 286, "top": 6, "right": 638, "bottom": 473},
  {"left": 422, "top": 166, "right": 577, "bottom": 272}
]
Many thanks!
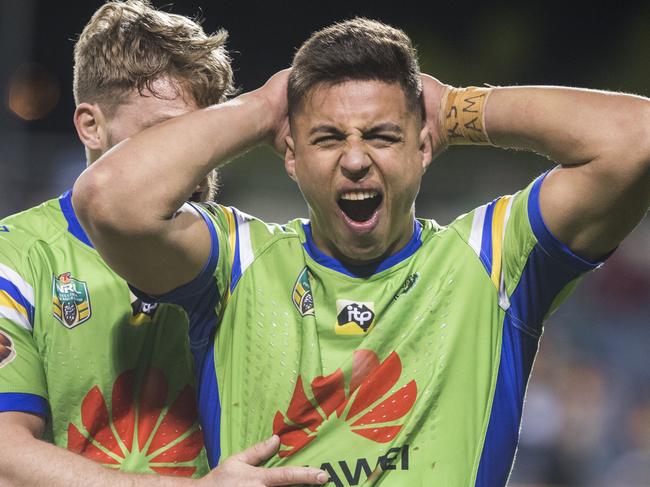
[
  {"left": 292, "top": 267, "right": 314, "bottom": 316},
  {"left": 335, "top": 300, "right": 375, "bottom": 335},
  {"left": 52, "top": 272, "right": 92, "bottom": 329}
]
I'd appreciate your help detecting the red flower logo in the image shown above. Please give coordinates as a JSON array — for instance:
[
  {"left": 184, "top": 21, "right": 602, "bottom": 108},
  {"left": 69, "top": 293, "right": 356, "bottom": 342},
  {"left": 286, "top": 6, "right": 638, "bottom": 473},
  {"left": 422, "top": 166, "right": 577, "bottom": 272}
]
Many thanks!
[
  {"left": 67, "top": 368, "right": 203, "bottom": 476},
  {"left": 273, "top": 350, "right": 417, "bottom": 457}
]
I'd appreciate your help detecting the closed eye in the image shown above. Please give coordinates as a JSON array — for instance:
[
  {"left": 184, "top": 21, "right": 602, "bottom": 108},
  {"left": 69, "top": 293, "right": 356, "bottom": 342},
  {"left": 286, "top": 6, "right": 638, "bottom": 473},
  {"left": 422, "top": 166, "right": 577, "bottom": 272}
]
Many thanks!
[
  {"left": 364, "top": 134, "right": 402, "bottom": 146},
  {"left": 368, "top": 134, "right": 401, "bottom": 142},
  {"left": 312, "top": 134, "right": 345, "bottom": 145}
]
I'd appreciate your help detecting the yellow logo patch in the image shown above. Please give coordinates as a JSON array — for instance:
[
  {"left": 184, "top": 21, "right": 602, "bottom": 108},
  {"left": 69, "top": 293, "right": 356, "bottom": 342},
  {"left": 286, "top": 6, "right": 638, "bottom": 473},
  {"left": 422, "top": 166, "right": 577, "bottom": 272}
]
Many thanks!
[{"left": 335, "top": 300, "right": 375, "bottom": 335}]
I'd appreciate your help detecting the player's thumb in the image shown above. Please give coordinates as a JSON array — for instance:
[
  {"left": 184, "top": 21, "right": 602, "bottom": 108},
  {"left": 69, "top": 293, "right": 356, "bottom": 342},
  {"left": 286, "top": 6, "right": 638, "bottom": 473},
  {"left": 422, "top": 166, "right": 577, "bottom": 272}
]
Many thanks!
[{"left": 236, "top": 435, "right": 281, "bottom": 465}]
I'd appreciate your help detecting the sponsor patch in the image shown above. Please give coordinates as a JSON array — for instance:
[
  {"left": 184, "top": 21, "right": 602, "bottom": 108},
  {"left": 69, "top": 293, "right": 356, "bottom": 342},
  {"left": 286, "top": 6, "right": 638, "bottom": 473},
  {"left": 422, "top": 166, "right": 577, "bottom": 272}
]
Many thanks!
[
  {"left": 68, "top": 368, "right": 203, "bottom": 474},
  {"left": 129, "top": 291, "right": 159, "bottom": 326},
  {"left": 274, "top": 349, "right": 416, "bottom": 459},
  {"left": 335, "top": 300, "right": 375, "bottom": 335},
  {"left": 52, "top": 273, "right": 92, "bottom": 329},
  {"left": 292, "top": 267, "right": 314, "bottom": 316},
  {"left": 0, "top": 330, "right": 16, "bottom": 368}
]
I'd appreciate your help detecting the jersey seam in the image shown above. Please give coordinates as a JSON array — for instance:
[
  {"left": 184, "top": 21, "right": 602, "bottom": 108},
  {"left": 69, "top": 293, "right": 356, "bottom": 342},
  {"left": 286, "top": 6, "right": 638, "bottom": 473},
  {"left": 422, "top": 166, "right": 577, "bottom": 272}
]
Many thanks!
[{"left": 504, "top": 309, "right": 541, "bottom": 338}]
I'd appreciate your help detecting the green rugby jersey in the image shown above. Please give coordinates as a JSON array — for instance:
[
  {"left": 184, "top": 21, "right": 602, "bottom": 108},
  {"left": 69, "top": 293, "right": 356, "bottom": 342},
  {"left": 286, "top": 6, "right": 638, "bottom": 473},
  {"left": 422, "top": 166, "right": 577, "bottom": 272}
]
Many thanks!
[
  {"left": 0, "top": 192, "right": 209, "bottom": 477},
  {"left": 138, "top": 173, "right": 604, "bottom": 486}
]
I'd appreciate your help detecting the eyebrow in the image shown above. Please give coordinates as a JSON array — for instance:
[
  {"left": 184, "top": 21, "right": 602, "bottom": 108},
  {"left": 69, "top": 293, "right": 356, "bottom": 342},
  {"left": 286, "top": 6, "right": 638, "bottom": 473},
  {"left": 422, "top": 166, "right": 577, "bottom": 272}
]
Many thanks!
[
  {"left": 308, "top": 122, "right": 403, "bottom": 137},
  {"left": 308, "top": 125, "right": 342, "bottom": 136},
  {"left": 365, "top": 123, "right": 403, "bottom": 135}
]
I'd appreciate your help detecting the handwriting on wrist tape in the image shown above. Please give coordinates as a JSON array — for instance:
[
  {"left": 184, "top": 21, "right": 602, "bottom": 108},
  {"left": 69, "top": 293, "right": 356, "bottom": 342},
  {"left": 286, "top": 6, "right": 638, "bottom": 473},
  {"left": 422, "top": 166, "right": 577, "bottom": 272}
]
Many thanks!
[{"left": 440, "top": 87, "right": 493, "bottom": 146}]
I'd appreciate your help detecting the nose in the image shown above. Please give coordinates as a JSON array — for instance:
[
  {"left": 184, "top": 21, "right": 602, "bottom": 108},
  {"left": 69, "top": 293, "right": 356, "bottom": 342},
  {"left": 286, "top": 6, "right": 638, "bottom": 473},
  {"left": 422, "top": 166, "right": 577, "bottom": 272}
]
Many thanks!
[{"left": 340, "top": 140, "right": 371, "bottom": 181}]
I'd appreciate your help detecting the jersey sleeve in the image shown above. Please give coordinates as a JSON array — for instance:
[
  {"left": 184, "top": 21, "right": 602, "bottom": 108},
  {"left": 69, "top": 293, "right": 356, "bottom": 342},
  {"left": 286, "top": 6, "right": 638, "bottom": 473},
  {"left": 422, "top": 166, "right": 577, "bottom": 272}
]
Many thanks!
[
  {"left": 129, "top": 202, "right": 237, "bottom": 368},
  {"left": 456, "top": 171, "right": 607, "bottom": 337},
  {"left": 0, "top": 236, "right": 49, "bottom": 418}
]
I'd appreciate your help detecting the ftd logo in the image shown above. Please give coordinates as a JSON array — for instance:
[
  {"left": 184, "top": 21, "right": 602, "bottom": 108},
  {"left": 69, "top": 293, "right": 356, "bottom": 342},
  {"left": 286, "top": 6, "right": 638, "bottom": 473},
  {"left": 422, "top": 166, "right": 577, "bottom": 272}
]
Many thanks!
[{"left": 335, "top": 300, "right": 376, "bottom": 335}]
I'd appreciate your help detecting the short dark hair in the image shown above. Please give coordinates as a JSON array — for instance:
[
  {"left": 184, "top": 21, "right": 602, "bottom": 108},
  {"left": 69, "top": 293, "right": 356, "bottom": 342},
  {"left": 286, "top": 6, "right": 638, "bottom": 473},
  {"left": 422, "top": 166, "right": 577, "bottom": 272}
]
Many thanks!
[{"left": 288, "top": 18, "right": 423, "bottom": 119}]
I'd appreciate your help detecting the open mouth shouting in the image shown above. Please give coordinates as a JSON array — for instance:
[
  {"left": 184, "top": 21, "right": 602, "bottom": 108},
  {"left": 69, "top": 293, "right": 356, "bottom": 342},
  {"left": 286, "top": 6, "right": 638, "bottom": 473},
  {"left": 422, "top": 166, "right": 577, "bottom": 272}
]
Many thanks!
[{"left": 337, "top": 190, "right": 384, "bottom": 232}]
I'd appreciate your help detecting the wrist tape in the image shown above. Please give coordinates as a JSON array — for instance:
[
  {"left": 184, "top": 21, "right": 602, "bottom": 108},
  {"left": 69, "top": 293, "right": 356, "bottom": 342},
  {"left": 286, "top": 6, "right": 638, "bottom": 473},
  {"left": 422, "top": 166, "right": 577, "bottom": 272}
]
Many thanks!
[{"left": 439, "top": 86, "right": 493, "bottom": 146}]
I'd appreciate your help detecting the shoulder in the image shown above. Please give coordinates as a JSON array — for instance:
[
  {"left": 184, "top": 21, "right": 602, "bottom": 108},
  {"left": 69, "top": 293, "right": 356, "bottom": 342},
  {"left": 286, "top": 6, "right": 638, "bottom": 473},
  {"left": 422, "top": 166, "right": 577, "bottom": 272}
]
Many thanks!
[
  {"left": 0, "top": 198, "right": 67, "bottom": 255},
  {"left": 196, "top": 203, "right": 302, "bottom": 253}
]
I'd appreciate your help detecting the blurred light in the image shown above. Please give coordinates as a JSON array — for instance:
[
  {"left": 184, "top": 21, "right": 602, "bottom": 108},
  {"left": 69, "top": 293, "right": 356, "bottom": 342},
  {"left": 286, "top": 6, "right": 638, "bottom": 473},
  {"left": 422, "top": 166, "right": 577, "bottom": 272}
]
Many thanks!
[{"left": 6, "top": 63, "right": 60, "bottom": 121}]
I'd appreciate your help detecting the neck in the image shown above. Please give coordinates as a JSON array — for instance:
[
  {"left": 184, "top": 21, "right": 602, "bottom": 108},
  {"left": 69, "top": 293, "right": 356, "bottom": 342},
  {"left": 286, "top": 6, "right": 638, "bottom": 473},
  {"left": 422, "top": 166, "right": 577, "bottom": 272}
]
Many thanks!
[{"left": 310, "top": 213, "right": 416, "bottom": 268}]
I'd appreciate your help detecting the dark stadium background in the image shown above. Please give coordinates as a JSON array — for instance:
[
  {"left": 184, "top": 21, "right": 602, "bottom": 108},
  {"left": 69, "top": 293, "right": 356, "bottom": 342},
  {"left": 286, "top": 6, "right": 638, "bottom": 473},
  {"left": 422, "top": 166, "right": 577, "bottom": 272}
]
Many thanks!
[{"left": 1, "top": 1, "right": 649, "bottom": 484}]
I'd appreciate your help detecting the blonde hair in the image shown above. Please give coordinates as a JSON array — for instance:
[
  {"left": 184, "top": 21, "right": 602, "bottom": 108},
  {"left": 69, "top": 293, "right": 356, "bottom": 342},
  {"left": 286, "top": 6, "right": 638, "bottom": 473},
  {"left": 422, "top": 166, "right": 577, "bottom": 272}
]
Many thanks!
[{"left": 73, "top": 0, "right": 234, "bottom": 113}]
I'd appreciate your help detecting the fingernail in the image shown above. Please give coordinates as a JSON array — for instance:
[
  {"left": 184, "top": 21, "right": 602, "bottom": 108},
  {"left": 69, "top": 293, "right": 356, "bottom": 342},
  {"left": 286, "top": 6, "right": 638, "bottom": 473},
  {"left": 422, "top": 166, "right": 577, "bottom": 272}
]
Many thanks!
[
  {"left": 266, "top": 434, "right": 279, "bottom": 445},
  {"left": 317, "top": 471, "right": 329, "bottom": 483}
]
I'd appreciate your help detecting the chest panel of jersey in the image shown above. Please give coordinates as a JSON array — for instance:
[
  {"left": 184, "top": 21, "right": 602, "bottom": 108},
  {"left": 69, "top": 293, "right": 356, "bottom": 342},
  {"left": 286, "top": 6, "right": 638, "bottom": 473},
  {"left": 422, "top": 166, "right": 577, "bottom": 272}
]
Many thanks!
[
  {"left": 0, "top": 199, "right": 208, "bottom": 476},
  {"left": 214, "top": 225, "right": 504, "bottom": 485}
]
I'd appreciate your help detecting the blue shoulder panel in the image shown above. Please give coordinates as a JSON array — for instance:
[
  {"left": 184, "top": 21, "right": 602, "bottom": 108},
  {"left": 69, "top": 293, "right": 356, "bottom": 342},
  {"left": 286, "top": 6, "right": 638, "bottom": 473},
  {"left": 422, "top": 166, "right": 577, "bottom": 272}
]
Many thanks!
[{"left": 475, "top": 172, "right": 607, "bottom": 486}]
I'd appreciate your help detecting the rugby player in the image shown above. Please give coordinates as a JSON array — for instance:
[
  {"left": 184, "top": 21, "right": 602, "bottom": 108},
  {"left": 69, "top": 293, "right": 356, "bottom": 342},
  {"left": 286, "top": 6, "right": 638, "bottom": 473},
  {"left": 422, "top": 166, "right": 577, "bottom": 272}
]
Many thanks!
[
  {"left": 74, "top": 18, "right": 650, "bottom": 486},
  {"left": 0, "top": 1, "right": 327, "bottom": 486}
]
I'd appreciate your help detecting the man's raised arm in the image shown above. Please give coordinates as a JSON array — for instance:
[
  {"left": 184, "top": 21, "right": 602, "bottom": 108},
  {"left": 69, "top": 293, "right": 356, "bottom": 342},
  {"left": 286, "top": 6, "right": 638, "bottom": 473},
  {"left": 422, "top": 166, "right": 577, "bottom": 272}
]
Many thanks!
[
  {"left": 424, "top": 77, "right": 650, "bottom": 259},
  {"left": 72, "top": 71, "right": 290, "bottom": 296}
]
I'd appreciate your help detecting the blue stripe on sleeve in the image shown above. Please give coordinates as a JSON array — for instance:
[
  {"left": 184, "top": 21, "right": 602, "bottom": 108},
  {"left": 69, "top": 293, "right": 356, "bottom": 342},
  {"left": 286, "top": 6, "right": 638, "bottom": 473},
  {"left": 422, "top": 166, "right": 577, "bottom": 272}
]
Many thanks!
[
  {"left": 187, "top": 282, "right": 220, "bottom": 367},
  {"left": 528, "top": 173, "right": 608, "bottom": 273},
  {"left": 475, "top": 241, "right": 584, "bottom": 486},
  {"left": 474, "top": 173, "right": 610, "bottom": 486},
  {"left": 197, "top": 338, "right": 221, "bottom": 468},
  {"left": 474, "top": 311, "right": 539, "bottom": 487},
  {"left": 0, "top": 277, "right": 35, "bottom": 323},
  {"left": 129, "top": 203, "right": 220, "bottom": 306},
  {"left": 0, "top": 392, "right": 49, "bottom": 417},
  {"left": 59, "top": 191, "right": 94, "bottom": 248}
]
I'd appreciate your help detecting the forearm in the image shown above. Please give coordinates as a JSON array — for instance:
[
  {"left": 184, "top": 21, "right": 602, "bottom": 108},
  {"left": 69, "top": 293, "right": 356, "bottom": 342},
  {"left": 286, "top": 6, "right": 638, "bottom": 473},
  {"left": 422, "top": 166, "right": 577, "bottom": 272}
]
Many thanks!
[
  {"left": 74, "top": 91, "right": 272, "bottom": 235},
  {"left": 428, "top": 79, "right": 650, "bottom": 258},
  {"left": 0, "top": 422, "right": 192, "bottom": 487},
  {"left": 485, "top": 86, "right": 650, "bottom": 170}
]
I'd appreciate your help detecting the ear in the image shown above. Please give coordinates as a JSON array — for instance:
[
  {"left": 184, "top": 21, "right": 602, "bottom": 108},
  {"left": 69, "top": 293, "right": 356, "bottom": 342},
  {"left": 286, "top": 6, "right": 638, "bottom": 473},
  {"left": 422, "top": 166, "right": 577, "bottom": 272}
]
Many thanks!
[
  {"left": 284, "top": 135, "right": 297, "bottom": 181},
  {"left": 73, "top": 103, "right": 109, "bottom": 153},
  {"left": 419, "top": 124, "right": 433, "bottom": 172}
]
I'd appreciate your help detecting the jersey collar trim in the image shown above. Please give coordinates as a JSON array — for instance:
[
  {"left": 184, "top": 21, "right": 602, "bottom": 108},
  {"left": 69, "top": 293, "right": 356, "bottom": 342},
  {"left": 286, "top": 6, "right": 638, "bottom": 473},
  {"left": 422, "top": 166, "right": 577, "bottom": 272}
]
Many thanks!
[
  {"left": 59, "top": 190, "right": 94, "bottom": 248},
  {"left": 301, "top": 219, "right": 422, "bottom": 278}
]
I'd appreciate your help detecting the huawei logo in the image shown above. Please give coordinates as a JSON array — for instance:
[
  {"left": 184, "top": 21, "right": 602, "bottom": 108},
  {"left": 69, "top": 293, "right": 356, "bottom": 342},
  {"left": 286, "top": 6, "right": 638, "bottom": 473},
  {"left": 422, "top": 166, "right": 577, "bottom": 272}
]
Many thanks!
[
  {"left": 273, "top": 350, "right": 417, "bottom": 457},
  {"left": 67, "top": 368, "right": 203, "bottom": 476}
]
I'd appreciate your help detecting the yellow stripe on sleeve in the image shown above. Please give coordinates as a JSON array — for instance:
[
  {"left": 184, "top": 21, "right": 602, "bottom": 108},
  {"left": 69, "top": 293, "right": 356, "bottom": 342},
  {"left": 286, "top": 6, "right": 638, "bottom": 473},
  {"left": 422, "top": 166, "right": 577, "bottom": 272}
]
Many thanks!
[
  {"left": 218, "top": 205, "right": 237, "bottom": 302},
  {"left": 490, "top": 195, "right": 512, "bottom": 288},
  {"left": 220, "top": 206, "right": 237, "bottom": 268},
  {"left": 0, "top": 290, "right": 29, "bottom": 321}
]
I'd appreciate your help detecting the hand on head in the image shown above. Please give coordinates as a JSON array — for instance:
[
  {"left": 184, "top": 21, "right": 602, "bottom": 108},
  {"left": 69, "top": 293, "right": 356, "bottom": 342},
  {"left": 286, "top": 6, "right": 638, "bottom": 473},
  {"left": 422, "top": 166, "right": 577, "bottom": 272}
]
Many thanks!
[
  {"left": 421, "top": 74, "right": 452, "bottom": 160},
  {"left": 256, "top": 69, "right": 292, "bottom": 155}
]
